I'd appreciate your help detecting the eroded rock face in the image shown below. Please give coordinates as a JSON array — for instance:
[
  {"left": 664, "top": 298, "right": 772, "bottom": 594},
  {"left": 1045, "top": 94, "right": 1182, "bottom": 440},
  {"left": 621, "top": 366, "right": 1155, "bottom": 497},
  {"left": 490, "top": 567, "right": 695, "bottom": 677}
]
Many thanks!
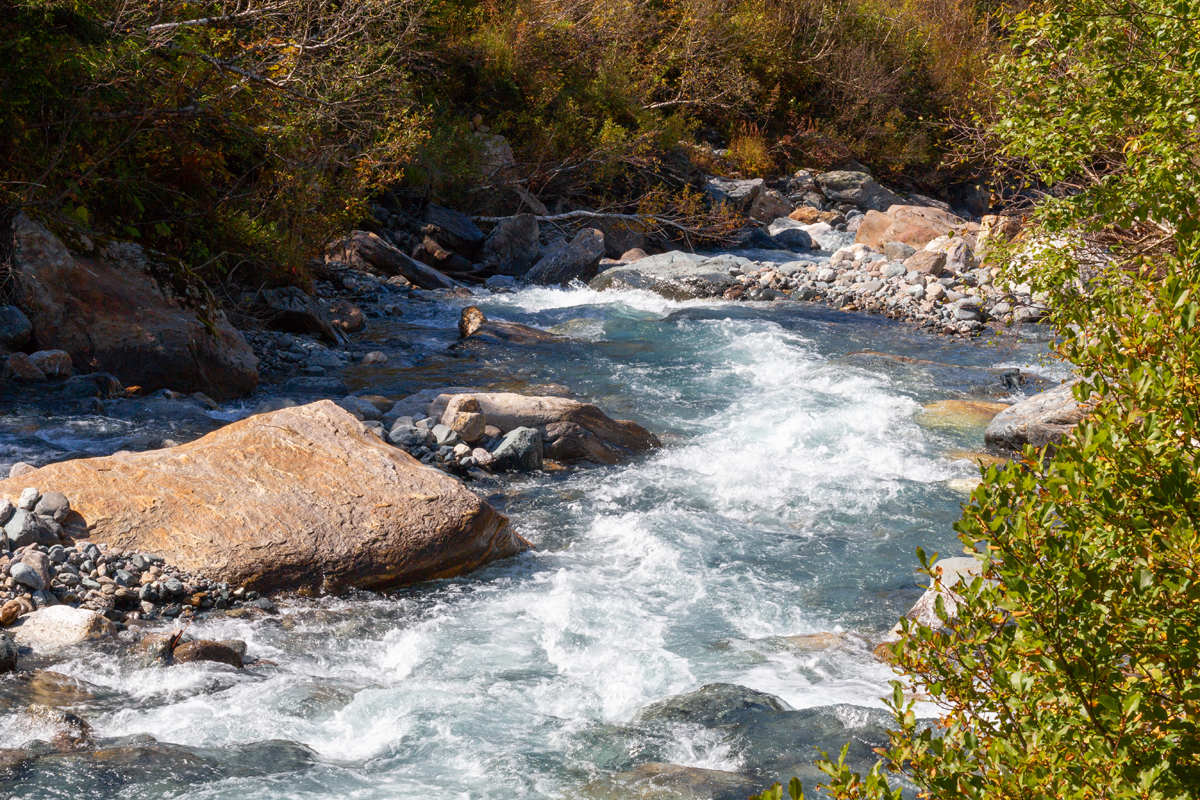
[
  {"left": 9, "top": 215, "right": 258, "bottom": 400},
  {"left": 0, "top": 402, "right": 530, "bottom": 593},
  {"left": 984, "top": 381, "right": 1089, "bottom": 451},
  {"left": 482, "top": 215, "right": 540, "bottom": 277}
]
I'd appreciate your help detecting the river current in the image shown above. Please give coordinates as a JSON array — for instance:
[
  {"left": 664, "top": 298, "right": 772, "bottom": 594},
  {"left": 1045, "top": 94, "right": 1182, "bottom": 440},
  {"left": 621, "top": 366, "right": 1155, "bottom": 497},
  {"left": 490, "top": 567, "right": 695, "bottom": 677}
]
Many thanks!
[{"left": 0, "top": 284, "right": 1061, "bottom": 798}]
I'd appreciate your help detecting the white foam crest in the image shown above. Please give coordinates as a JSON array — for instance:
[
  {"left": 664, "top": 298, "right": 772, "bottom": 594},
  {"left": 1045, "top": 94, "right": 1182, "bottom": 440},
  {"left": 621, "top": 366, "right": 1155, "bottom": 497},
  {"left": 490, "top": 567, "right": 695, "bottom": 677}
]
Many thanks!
[{"left": 483, "top": 284, "right": 714, "bottom": 317}]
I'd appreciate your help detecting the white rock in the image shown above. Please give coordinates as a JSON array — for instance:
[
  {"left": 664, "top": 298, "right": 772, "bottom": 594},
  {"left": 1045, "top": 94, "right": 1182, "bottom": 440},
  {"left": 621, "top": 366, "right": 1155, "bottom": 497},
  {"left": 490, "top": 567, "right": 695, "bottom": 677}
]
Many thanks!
[
  {"left": 9, "top": 606, "right": 116, "bottom": 650},
  {"left": 17, "top": 488, "right": 39, "bottom": 511}
]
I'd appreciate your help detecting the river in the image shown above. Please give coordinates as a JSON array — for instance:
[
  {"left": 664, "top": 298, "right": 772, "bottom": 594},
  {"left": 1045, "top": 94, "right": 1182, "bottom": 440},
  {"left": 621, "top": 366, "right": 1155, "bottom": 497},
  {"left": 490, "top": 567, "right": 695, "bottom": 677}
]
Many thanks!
[{"left": 0, "top": 283, "right": 1062, "bottom": 798}]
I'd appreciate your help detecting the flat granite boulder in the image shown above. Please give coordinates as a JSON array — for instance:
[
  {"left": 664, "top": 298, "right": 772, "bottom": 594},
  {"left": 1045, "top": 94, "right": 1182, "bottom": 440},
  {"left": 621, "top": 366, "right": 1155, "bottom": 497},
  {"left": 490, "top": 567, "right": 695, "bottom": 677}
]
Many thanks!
[
  {"left": 984, "top": 381, "right": 1090, "bottom": 451},
  {"left": 590, "top": 252, "right": 734, "bottom": 300},
  {"left": 0, "top": 401, "right": 530, "bottom": 593}
]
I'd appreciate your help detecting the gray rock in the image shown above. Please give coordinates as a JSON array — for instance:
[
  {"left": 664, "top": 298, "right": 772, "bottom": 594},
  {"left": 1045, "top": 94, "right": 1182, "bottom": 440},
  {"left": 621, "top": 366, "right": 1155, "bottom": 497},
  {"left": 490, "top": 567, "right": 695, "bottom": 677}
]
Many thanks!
[
  {"left": 482, "top": 214, "right": 540, "bottom": 277},
  {"left": 7, "top": 463, "right": 34, "bottom": 480},
  {"left": 17, "top": 488, "right": 39, "bottom": 511},
  {"left": 816, "top": 268, "right": 836, "bottom": 282},
  {"left": 9, "top": 605, "right": 116, "bottom": 650},
  {"left": 704, "top": 177, "right": 764, "bottom": 211},
  {"left": 905, "top": 283, "right": 926, "bottom": 300},
  {"left": 769, "top": 227, "right": 812, "bottom": 251},
  {"left": 0, "top": 500, "right": 12, "bottom": 527},
  {"left": 257, "top": 287, "right": 340, "bottom": 344},
  {"left": 526, "top": 228, "right": 606, "bottom": 285},
  {"left": 4, "top": 509, "right": 54, "bottom": 549},
  {"left": 490, "top": 427, "right": 543, "bottom": 472},
  {"left": 0, "top": 636, "right": 16, "bottom": 674},
  {"left": 431, "top": 424, "right": 460, "bottom": 447},
  {"left": 10, "top": 562, "right": 45, "bottom": 591},
  {"left": 882, "top": 262, "right": 907, "bottom": 278},
  {"left": 31, "top": 589, "right": 56, "bottom": 608},
  {"left": 814, "top": 171, "right": 902, "bottom": 211},
  {"left": 335, "top": 395, "right": 382, "bottom": 422},
  {"left": 46, "top": 544, "right": 66, "bottom": 563},
  {"left": 424, "top": 205, "right": 485, "bottom": 254},
  {"left": 0, "top": 306, "right": 32, "bottom": 350},
  {"left": 984, "top": 381, "right": 1089, "bottom": 451},
  {"left": 884, "top": 241, "right": 917, "bottom": 261},
  {"left": 163, "top": 577, "right": 184, "bottom": 596},
  {"left": 954, "top": 307, "right": 983, "bottom": 321},
  {"left": 33, "top": 491, "right": 70, "bottom": 522},
  {"left": 590, "top": 251, "right": 734, "bottom": 301}
]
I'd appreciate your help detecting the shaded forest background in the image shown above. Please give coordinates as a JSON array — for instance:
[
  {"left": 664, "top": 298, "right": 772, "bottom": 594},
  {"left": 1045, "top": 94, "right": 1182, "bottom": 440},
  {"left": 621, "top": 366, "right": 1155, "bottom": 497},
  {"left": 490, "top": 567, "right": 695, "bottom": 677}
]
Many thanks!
[{"left": 0, "top": 0, "right": 1020, "bottom": 287}]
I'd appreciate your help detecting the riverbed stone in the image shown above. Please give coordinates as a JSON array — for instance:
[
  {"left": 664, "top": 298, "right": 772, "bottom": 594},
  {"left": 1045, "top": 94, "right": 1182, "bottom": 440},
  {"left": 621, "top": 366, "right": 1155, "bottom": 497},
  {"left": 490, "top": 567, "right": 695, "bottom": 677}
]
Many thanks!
[
  {"left": 10, "top": 562, "right": 44, "bottom": 591},
  {"left": 34, "top": 491, "right": 70, "bottom": 522},
  {"left": 904, "top": 249, "right": 946, "bottom": 276},
  {"left": 491, "top": 427, "right": 543, "bottom": 472},
  {"left": 5, "top": 509, "right": 55, "bottom": 549},
  {"left": 17, "top": 488, "right": 39, "bottom": 511},
  {"left": 0, "top": 401, "right": 529, "bottom": 593},
  {"left": 2, "top": 353, "right": 46, "bottom": 383},
  {"left": 27, "top": 350, "right": 73, "bottom": 379},
  {"left": 0, "top": 636, "right": 16, "bottom": 673},
  {"left": 9, "top": 605, "right": 116, "bottom": 650}
]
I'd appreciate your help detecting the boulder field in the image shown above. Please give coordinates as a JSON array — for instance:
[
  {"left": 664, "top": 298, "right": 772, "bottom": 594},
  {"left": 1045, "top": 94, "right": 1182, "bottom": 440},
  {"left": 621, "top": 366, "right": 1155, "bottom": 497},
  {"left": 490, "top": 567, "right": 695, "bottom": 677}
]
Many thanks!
[{"left": 0, "top": 401, "right": 530, "bottom": 594}]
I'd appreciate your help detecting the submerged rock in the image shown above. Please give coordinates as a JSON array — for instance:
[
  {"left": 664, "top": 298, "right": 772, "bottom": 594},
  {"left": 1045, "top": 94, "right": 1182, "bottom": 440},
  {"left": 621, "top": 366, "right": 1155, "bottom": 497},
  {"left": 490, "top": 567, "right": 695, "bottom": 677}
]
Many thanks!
[
  {"left": 587, "top": 763, "right": 758, "bottom": 800},
  {"left": 491, "top": 427, "right": 543, "bottom": 472},
  {"left": 633, "top": 684, "right": 906, "bottom": 787},
  {"left": 457, "top": 306, "right": 564, "bottom": 345},
  {"left": 0, "top": 401, "right": 530, "bottom": 593}
]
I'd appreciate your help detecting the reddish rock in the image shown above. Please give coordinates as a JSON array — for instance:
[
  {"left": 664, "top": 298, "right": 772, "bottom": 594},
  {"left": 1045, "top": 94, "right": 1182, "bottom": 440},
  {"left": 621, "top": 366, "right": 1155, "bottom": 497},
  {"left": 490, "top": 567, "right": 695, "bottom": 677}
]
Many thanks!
[{"left": 10, "top": 215, "right": 257, "bottom": 399}]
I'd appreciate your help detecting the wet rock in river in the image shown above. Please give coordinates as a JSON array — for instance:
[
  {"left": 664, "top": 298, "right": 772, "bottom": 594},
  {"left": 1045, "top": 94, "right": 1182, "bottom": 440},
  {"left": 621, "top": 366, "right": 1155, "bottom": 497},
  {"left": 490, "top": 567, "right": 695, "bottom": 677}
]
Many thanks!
[
  {"left": 491, "top": 427, "right": 543, "bottom": 472},
  {"left": 9, "top": 605, "right": 116, "bottom": 651},
  {"left": 635, "top": 683, "right": 791, "bottom": 726},
  {"left": 0, "top": 635, "right": 16, "bottom": 673},
  {"left": 984, "top": 381, "right": 1090, "bottom": 451},
  {"left": 482, "top": 214, "right": 540, "bottom": 276},
  {"left": 457, "top": 306, "right": 563, "bottom": 345}
]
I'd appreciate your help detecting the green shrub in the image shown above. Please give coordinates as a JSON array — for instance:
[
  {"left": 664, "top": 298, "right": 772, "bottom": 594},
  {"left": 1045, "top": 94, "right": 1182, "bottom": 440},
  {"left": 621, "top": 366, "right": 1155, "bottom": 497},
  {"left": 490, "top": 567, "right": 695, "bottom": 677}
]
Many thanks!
[{"left": 753, "top": 2, "right": 1200, "bottom": 798}]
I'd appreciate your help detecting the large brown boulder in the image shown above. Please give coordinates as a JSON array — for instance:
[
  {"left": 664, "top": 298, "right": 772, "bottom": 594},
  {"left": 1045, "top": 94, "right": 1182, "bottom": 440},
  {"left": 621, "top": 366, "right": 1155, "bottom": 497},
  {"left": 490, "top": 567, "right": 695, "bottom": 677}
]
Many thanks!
[
  {"left": 0, "top": 402, "right": 529, "bottom": 593},
  {"left": 10, "top": 215, "right": 258, "bottom": 400},
  {"left": 327, "top": 230, "right": 459, "bottom": 290},
  {"left": 855, "top": 205, "right": 978, "bottom": 251}
]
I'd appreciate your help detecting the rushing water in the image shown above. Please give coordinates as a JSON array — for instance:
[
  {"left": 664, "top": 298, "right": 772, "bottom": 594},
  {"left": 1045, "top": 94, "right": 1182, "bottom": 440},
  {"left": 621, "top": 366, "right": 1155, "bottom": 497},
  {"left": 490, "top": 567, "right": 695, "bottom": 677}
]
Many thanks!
[{"left": 0, "top": 285, "right": 1062, "bottom": 798}]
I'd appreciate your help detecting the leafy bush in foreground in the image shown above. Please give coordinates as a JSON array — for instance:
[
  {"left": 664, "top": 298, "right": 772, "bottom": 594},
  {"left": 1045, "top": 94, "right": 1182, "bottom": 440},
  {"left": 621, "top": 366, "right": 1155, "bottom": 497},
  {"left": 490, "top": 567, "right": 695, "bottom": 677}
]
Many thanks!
[{"left": 755, "top": 2, "right": 1200, "bottom": 797}]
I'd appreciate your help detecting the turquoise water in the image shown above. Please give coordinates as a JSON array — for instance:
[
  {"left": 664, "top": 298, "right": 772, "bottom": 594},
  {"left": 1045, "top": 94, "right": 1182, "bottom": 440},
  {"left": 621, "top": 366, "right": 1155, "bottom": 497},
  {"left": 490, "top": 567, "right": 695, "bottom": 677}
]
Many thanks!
[{"left": 0, "top": 286, "right": 1061, "bottom": 798}]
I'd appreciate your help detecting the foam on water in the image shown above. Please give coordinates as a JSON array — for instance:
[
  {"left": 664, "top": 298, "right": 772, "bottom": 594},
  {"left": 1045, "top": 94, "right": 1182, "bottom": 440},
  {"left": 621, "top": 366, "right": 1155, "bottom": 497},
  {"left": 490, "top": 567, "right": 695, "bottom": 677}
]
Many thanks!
[{"left": 0, "top": 285, "right": 1058, "bottom": 798}]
